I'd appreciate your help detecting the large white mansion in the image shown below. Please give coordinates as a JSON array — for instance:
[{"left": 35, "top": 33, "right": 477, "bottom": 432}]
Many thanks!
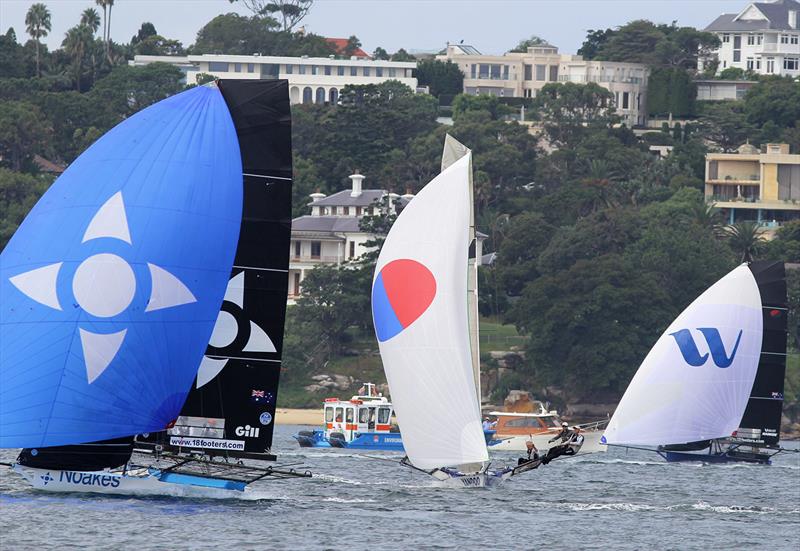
[{"left": 702, "top": 0, "right": 800, "bottom": 77}]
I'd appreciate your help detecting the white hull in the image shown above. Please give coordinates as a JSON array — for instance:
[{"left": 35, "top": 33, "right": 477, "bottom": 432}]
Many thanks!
[
  {"left": 430, "top": 469, "right": 512, "bottom": 489},
  {"left": 12, "top": 465, "right": 244, "bottom": 498},
  {"left": 488, "top": 430, "right": 607, "bottom": 454}
]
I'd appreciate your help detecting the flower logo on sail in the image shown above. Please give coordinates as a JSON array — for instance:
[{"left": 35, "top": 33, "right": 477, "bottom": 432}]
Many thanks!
[
  {"left": 372, "top": 259, "right": 436, "bottom": 342},
  {"left": 8, "top": 192, "right": 197, "bottom": 384}
]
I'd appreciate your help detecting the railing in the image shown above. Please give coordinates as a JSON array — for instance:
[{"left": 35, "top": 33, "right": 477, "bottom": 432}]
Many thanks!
[
  {"left": 759, "top": 42, "right": 798, "bottom": 54},
  {"left": 290, "top": 255, "right": 341, "bottom": 263},
  {"left": 558, "top": 75, "right": 644, "bottom": 84}
]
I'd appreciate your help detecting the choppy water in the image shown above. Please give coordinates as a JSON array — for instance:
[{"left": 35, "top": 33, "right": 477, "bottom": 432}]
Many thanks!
[{"left": 1, "top": 425, "right": 798, "bottom": 550}]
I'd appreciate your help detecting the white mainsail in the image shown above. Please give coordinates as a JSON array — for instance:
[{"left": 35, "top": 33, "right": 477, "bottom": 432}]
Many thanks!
[
  {"left": 372, "top": 153, "right": 488, "bottom": 470},
  {"left": 603, "top": 264, "right": 763, "bottom": 446},
  {"left": 441, "top": 135, "right": 481, "bottom": 404}
]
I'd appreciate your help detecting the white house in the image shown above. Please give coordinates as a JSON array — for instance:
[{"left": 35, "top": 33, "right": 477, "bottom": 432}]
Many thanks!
[
  {"left": 288, "top": 174, "right": 413, "bottom": 302},
  {"left": 702, "top": 0, "right": 800, "bottom": 77},
  {"left": 131, "top": 53, "right": 418, "bottom": 104},
  {"left": 438, "top": 43, "right": 650, "bottom": 126}
]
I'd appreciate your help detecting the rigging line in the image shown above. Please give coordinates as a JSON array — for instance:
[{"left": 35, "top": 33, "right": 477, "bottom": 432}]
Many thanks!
[
  {"left": 242, "top": 173, "right": 292, "bottom": 181},
  {"left": 205, "top": 355, "right": 281, "bottom": 363},
  {"left": 232, "top": 265, "right": 289, "bottom": 273}
]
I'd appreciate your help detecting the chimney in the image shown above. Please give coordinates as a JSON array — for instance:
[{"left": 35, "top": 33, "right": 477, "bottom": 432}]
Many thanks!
[
  {"left": 349, "top": 172, "right": 364, "bottom": 197},
  {"left": 790, "top": 10, "right": 797, "bottom": 29},
  {"left": 388, "top": 192, "right": 400, "bottom": 213},
  {"left": 309, "top": 191, "right": 326, "bottom": 216}
]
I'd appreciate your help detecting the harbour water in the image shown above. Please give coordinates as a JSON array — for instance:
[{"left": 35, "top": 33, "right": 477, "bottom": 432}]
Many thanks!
[{"left": 1, "top": 425, "right": 798, "bottom": 550}]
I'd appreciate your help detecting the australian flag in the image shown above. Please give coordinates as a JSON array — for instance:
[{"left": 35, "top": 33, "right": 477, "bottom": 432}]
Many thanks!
[{"left": 251, "top": 389, "right": 274, "bottom": 405}]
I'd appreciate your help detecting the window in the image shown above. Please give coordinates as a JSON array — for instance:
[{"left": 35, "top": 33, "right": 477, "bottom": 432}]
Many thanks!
[
  {"left": 785, "top": 57, "right": 799, "bottom": 71},
  {"left": 299, "top": 64, "right": 306, "bottom": 74},
  {"left": 524, "top": 64, "right": 532, "bottom": 80},
  {"left": 325, "top": 408, "right": 334, "bottom": 423},
  {"left": 535, "top": 64, "right": 546, "bottom": 80},
  {"left": 614, "top": 91, "right": 619, "bottom": 106},
  {"left": 756, "top": 57, "right": 762, "bottom": 70},
  {"left": 294, "top": 241, "right": 300, "bottom": 257},
  {"left": 747, "top": 34, "right": 755, "bottom": 45},
  {"left": 346, "top": 408, "right": 354, "bottom": 423},
  {"left": 733, "top": 50, "right": 741, "bottom": 62},
  {"left": 792, "top": 35, "right": 799, "bottom": 45},
  {"left": 344, "top": 206, "right": 350, "bottom": 215},
  {"left": 337, "top": 65, "right": 344, "bottom": 76},
  {"left": 208, "top": 62, "right": 229, "bottom": 72},
  {"left": 350, "top": 66, "right": 357, "bottom": 76},
  {"left": 364, "top": 66, "right": 370, "bottom": 76},
  {"left": 478, "top": 64, "right": 489, "bottom": 79},
  {"left": 376, "top": 67, "right": 383, "bottom": 77},
  {"left": 767, "top": 57, "right": 775, "bottom": 73},
  {"left": 335, "top": 407, "right": 343, "bottom": 422},
  {"left": 722, "top": 34, "right": 730, "bottom": 43},
  {"left": 378, "top": 408, "right": 391, "bottom": 424},
  {"left": 359, "top": 408, "right": 369, "bottom": 423},
  {"left": 733, "top": 35, "right": 741, "bottom": 48},
  {"left": 329, "top": 88, "right": 338, "bottom": 104},
  {"left": 549, "top": 65, "right": 558, "bottom": 81},
  {"left": 302, "top": 86, "right": 312, "bottom": 103},
  {"left": 503, "top": 65, "right": 509, "bottom": 80},
  {"left": 315, "top": 87, "right": 325, "bottom": 104},
  {"left": 757, "top": 34, "right": 763, "bottom": 45},
  {"left": 622, "top": 91, "right": 629, "bottom": 109},
  {"left": 285, "top": 64, "right": 292, "bottom": 74},
  {"left": 470, "top": 64, "right": 476, "bottom": 78},
  {"left": 505, "top": 417, "right": 542, "bottom": 428},
  {"left": 324, "top": 65, "right": 331, "bottom": 75},
  {"left": 747, "top": 57, "right": 754, "bottom": 70},
  {"left": 356, "top": 206, "right": 362, "bottom": 216},
  {"left": 311, "top": 241, "right": 321, "bottom": 258},
  {"left": 489, "top": 64, "right": 501, "bottom": 79},
  {"left": 293, "top": 272, "right": 300, "bottom": 296},
  {"left": 234, "top": 63, "right": 241, "bottom": 73},
  {"left": 781, "top": 34, "right": 789, "bottom": 44},
  {"left": 247, "top": 63, "right": 255, "bottom": 73},
  {"left": 349, "top": 241, "right": 355, "bottom": 258},
  {"left": 388, "top": 68, "right": 396, "bottom": 77},
  {"left": 311, "top": 65, "right": 317, "bottom": 75}
]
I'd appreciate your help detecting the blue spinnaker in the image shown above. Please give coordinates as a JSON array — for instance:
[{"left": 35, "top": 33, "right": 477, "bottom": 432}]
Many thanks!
[{"left": 0, "top": 85, "right": 243, "bottom": 448}]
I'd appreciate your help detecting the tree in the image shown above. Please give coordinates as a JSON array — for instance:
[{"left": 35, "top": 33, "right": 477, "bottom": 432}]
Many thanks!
[
  {"left": 0, "top": 101, "right": 51, "bottom": 171},
  {"left": 135, "top": 35, "right": 185, "bottom": 56},
  {"left": 726, "top": 221, "right": 766, "bottom": 262},
  {"left": 89, "top": 63, "right": 184, "bottom": 119},
  {"left": 718, "top": 67, "right": 745, "bottom": 80},
  {"left": 131, "top": 22, "right": 157, "bottom": 45},
  {"left": 372, "top": 46, "right": 389, "bottom": 60},
  {"left": 496, "top": 211, "right": 555, "bottom": 296},
  {"left": 229, "top": 0, "right": 314, "bottom": 32},
  {"left": 743, "top": 76, "right": 800, "bottom": 132},
  {"left": 415, "top": 59, "right": 463, "bottom": 98},
  {"left": 697, "top": 101, "right": 752, "bottom": 152},
  {"left": 390, "top": 48, "right": 415, "bottom": 62},
  {"left": 25, "top": 3, "right": 51, "bottom": 77},
  {"left": 95, "top": 0, "right": 114, "bottom": 61},
  {"left": 532, "top": 82, "right": 617, "bottom": 148},
  {"left": 0, "top": 169, "right": 53, "bottom": 249},
  {"left": 343, "top": 35, "right": 362, "bottom": 57},
  {"left": 62, "top": 24, "right": 93, "bottom": 92},
  {"left": 577, "top": 29, "right": 613, "bottom": 59},
  {"left": 765, "top": 220, "right": 800, "bottom": 263},
  {"left": 80, "top": 8, "right": 101, "bottom": 35},
  {"left": 647, "top": 67, "right": 697, "bottom": 117},
  {"left": 452, "top": 94, "right": 511, "bottom": 121},
  {"left": 510, "top": 35, "right": 549, "bottom": 53}
]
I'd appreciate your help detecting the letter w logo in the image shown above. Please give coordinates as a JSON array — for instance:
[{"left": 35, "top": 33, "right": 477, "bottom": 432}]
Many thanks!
[{"left": 669, "top": 328, "right": 743, "bottom": 368}]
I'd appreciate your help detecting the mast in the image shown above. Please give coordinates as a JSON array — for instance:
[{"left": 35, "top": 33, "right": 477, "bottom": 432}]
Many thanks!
[
  {"left": 736, "top": 261, "right": 787, "bottom": 448},
  {"left": 441, "top": 135, "right": 482, "bottom": 405},
  {"left": 177, "top": 80, "right": 293, "bottom": 458}
]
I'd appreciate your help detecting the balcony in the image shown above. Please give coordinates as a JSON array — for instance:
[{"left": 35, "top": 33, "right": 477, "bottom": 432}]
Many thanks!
[
  {"left": 759, "top": 43, "right": 800, "bottom": 54},
  {"left": 290, "top": 255, "right": 342, "bottom": 264},
  {"left": 706, "top": 175, "right": 760, "bottom": 185}
]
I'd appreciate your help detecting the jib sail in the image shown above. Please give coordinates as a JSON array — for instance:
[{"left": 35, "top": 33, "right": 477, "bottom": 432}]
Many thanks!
[{"left": 173, "top": 80, "right": 293, "bottom": 458}]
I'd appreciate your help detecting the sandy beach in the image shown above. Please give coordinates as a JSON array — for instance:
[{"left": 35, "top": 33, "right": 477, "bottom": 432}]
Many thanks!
[{"left": 274, "top": 408, "right": 322, "bottom": 426}]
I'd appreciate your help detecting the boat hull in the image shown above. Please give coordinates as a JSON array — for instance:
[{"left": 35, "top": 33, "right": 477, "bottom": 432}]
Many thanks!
[
  {"left": 12, "top": 464, "right": 247, "bottom": 496},
  {"left": 488, "top": 429, "right": 607, "bottom": 455},
  {"left": 663, "top": 449, "right": 772, "bottom": 465},
  {"left": 295, "top": 429, "right": 495, "bottom": 451},
  {"left": 431, "top": 469, "right": 512, "bottom": 488}
]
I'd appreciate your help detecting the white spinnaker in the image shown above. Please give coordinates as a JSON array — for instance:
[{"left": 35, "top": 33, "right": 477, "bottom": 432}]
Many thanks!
[
  {"left": 374, "top": 154, "right": 488, "bottom": 470},
  {"left": 603, "top": 265, "right": 763, "bottom": 446}
]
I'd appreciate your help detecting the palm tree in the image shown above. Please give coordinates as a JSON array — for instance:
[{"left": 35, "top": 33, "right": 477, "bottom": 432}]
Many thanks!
[
  {"left": 690, "top": 201, "right": 725, "bottom": 237},
  {"left": 25, "top": 3, "right": 51, "bottom": 77},
  {"left": 81, "top": 8, "right": 101, "bottom": 34},
  {"left": 95, "top": 0, "right": 114, "bottom": 59},
  {"left": 63, "top": 25, "right": 93, "bottom": 92},
  {"left": 725, "top": 221, "right": 766, "bottom": 262}
]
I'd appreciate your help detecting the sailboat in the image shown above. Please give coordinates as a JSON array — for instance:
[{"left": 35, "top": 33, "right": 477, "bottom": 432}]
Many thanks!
[
  {"left": 1, "top": 80, "right": 309, "bottom": 495},
  {"left": 602, "top": 261, "right": 794, "bottom": 464},
  {"left": 371, "top": 136, "right": 538, "bottom": 488}
]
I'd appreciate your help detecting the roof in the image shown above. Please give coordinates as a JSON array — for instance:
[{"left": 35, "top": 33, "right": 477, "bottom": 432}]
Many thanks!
[
  {"left": 325, "top": 38, "right": 370, "bottom": 59},
  {"left": 311, "top": 189, "right": 387, "bottom": 207},
  {"left": 33, "top": 155, "right": 66, "bottom": 174},
  {"left": 449, "top": 44, "right": 482, "bottom": 55},
  {"left": 705, "top": 0, "right": 800, "bottom": 31},
  {"left": 291, "top": 215, "right": 364, "bottom": 234}
]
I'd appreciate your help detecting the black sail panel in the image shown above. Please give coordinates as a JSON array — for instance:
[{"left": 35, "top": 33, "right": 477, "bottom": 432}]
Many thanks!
[
  {"left": 737, "top": 261, "right": 787, "bottom": 447},
  {"left": 176, "top": 80, "right": 292, "bottom": 457}
]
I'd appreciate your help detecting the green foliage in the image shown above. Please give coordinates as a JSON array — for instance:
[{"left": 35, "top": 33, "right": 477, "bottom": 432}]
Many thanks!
[
  {"left": 532, "top": 82, "right": 617, "bottom": 148},
  {"left": 725, "top": 221, "right": 766, "bottom": 262},
  {"left": 415, "top": 60, "right": 463, "bottom": 98},
  {"left": 372, "top": 46, "right": 389, "bottom": 60},
  {"left": 765, "top": 220, "right": 800, "bottom": 264},
  {"left": 577, "top": 28, "right": 613, "bottom": 59},
  {"left": 697, "top": 101, "right": 752, "bottom": 152},
  {"left": 509, "top": 35, "right": 549, "bottom": 53},
  {"left": 88, "top": 62, "right": 185, "bottom": 120},
  {"left": 718, "top": 67, "right": 745, "bottom": 80},
  {"left": 452, "top": 94, "right": 512, "bottom": 121},
  {"left": 647, "top": 67, "right": 696, "bottom": 117},
  {"left": 496, "top": 212, "right": 555, "bottom": 296},
  {"left": 0, "top": 168, "right": 53, "bottom": 249},
  {"left": 743, "top": 76, "right": 800, "bottom": 131},
  {"left": 390, "top": 48, "right": 415, "bottom": 62},
  {"left": 0, "top": 101, "right": 51, "bottom": 171}
]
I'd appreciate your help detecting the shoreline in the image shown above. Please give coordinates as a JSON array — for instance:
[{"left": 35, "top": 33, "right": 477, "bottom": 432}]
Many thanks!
[{"left": 274, "top": 408, "right": 321, "bottom": 426}]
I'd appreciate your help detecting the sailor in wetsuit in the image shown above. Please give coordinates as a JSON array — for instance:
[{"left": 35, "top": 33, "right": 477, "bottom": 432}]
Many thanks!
[{"left": 542, "top": 423, "right": 578, "bottom": 465}]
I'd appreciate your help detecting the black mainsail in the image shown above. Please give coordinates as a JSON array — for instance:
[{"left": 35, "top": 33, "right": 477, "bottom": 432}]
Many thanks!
[
  {"left": 735, "top": 260, "right": 787, "bottom": 448},
  {"left": 168, "top": 80, "right": 293, "bottom": 459}
]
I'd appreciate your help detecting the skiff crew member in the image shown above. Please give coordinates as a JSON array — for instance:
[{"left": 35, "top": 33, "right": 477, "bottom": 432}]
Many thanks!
[
  {"left": 565, "top": 427, "right": 584, "bottom": 456},
  {"left": 518, "top": 438, "right": 539, "bottom": 465},
  {"left": 549, "top": 421, "right": 572, "bottom": 444}
]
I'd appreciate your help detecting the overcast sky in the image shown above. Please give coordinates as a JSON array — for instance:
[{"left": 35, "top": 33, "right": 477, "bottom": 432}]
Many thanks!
[{"left": 1, "top": 0, "right": 737, "bottom": 56}]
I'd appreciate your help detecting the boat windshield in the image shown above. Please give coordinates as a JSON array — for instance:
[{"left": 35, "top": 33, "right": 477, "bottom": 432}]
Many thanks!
[
  {"left": 543, "top": 416, "right": 561, "bottom": 428},
  {"left": 325, "top": 407, "right": 333, "bottom": 423},
  {"left": 378, "top": 407, "right": 391, "bottom": 424},
  {"left": 359, "top": 408, "right": 369, "bottom": 423}
]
